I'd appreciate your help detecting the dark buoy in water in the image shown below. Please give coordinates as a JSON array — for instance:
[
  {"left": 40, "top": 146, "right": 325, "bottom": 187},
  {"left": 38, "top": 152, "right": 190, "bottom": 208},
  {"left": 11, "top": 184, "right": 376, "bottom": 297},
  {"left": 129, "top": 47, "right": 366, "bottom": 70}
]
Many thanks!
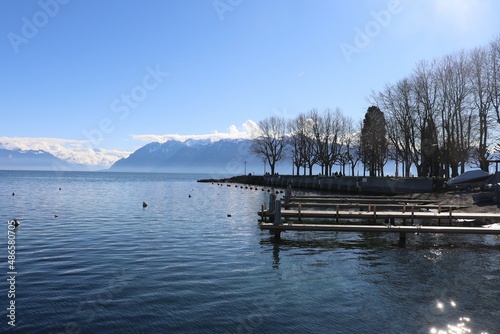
[
  {"left": 12, "top": 192, "right": 15, "bottom": 196},
  {"left": 227, "top": 214, "right": 232, "bottom": 217},
  {"left": 188, "top": 194, "right": 192, "bottom": 198},
  {"left": 59, "top": 188, "right": 61, "bottom": 191},
  {"left": 143, "top": 202, "right": 148, "bottom": 208},
  {"left": 11, "top": 219, "right": 20, "bottom": 227},
  {"left": 54, "top": 214, "right": 58, "bottom": 218}
]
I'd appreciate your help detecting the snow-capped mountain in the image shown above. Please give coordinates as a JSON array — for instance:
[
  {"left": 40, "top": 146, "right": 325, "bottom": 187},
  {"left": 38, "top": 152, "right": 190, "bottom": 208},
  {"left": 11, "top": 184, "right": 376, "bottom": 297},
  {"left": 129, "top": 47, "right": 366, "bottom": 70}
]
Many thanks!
[
  {"left": 109, "top": 138, "right": 262, "bottom": 174},
  {"left": 0, "top": 148, "right": 90, "bottom": 171}
]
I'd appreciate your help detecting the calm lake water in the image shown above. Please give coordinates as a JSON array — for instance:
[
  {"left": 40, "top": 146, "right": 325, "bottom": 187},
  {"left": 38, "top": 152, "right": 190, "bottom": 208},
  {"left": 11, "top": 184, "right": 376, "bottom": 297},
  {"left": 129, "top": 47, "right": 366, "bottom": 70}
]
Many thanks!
[{"left": 1, "top": 170, "right": 499, "bottom": 333}]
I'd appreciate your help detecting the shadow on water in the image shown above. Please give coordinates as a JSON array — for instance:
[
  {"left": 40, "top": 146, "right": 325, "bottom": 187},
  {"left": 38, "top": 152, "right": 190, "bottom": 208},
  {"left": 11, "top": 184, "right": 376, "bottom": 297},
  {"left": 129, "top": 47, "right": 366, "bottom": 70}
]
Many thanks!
[
  {"left": 260, "top": 231, "right": 396, "bottom": 251},
  {"left": 260, "top": 229, "right": 500, "bottom": 252}
]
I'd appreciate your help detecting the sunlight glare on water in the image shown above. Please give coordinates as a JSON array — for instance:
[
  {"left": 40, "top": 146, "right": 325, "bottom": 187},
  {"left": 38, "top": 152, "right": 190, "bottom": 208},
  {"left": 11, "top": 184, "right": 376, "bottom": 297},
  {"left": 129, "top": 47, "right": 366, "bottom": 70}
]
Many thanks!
[{"left": 428, "top": 300, "right": 489, "bottom": 334}]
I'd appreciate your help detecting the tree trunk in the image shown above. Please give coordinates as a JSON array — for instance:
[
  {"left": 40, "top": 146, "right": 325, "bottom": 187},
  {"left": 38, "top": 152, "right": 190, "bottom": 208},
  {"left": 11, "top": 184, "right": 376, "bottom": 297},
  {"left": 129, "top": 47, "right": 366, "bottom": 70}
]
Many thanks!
[{"left": 450, "top": 162, "right": 459, "bottom": 177}]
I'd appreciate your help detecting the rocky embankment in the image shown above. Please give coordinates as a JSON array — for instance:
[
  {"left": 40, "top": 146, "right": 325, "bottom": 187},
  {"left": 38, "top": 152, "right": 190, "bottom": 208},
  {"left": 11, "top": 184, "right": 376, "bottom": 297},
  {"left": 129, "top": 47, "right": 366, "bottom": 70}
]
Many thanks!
[{"left": 198, "top": 175, "right": 266, "bottom": 186}]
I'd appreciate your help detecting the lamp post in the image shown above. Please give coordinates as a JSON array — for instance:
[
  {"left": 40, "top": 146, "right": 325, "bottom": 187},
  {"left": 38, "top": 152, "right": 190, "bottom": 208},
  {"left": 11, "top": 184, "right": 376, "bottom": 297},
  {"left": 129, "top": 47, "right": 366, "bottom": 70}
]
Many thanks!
[{"left": 244, "top": 161, "right": 247, "bottom": 175}]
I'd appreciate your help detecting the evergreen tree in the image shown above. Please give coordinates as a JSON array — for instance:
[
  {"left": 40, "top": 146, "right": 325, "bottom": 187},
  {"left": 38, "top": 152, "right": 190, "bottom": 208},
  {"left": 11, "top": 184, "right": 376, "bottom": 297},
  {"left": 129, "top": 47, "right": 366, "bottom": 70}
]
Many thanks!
[
  {"left": 360, "top": 106, "right": 388, "bottom": 176},
  {"left": 420, "top": 116, "right": 440, "bottom": 177}
]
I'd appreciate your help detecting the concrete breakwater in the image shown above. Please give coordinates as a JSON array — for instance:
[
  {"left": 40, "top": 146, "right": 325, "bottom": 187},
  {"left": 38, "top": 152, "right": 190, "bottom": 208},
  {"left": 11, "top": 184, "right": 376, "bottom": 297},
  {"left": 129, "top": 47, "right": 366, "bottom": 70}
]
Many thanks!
[{"left": 198, "top": 175, "right": 434, "bottom": 195}]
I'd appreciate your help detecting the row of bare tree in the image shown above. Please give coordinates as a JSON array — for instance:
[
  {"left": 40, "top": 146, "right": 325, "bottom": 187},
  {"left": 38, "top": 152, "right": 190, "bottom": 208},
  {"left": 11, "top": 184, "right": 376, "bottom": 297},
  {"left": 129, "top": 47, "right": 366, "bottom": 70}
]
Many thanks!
[
  {"left": 250, "top": 36, "right": 500, "bottom": 178},
  {"left": 372, "top": 36, "right": 500, "bottom": 178},
  {"left": 249, "top": 109, "right": 362, "bottom": 176}
]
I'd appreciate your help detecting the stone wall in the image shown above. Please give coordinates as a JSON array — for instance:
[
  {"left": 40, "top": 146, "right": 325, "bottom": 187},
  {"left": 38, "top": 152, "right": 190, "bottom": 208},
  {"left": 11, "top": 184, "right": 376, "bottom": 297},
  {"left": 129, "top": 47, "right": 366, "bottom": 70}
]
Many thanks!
[{"left": 264, "top": 175, "right": 433, "bottom": 194}]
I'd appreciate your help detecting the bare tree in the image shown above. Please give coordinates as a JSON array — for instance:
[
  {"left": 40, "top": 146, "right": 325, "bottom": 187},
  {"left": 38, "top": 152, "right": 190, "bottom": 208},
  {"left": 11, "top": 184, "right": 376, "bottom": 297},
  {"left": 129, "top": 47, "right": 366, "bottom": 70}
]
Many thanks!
[
  {"left": 339, "top": 116, "right": 361, "bottom": 176},
  {"left": 452, "top": 52, "right": 476, "bottom": 175},
  {"left": 375, "top": 78, "right": 417, "bottom": 177},
  {"left": 288, "top": 114, "right": 312, "bottom": 175},
  {"left": 308, "top": 109, "right": 329, "bottom": 175},
  {"left": 469, "top": 46, "right": 493, "bottom": 171},
  {"left": 289, "top": 108, "right": 349, "bottom": 176},
  {"left": 490, "top": 35, "right": 500, "bottom": 124},
  {"left": 412, "top": 60, "right": 440, "bottom": 176},
  {"left": 250, "top": 116, "right": 287, "bottom": 175},
  {"left": 321, "top": 108, "right": 344, "bottom": 176}
]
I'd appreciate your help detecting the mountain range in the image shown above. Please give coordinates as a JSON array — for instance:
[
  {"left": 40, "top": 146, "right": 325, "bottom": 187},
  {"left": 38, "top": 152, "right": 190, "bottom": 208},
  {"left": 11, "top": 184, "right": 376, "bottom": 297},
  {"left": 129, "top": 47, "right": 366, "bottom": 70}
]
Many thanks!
[
  {"left": 109, "top": 139, "right": 264, "bottom": 174},
  {"left": 0, "top": 148, "right": 89, "bottom": 171},
  {"left": 0, "top": 139, "right": 278, "bottom": 174}
]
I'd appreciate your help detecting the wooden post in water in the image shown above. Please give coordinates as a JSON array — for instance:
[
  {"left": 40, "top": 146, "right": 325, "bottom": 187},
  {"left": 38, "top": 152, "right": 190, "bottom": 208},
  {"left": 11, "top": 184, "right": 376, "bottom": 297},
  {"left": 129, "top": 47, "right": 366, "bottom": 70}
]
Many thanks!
[
  {"left": 399, "top": 232, "right": 406, "bottom": 248},
  {"left": 268, "top": 193, "right": 276, "bottom": 213},
  {"left": 273, "top": 200, "right": 281, "bottom": 225},
  {"left": 298, "top": 203, "right": 302, "bottom": 222},
  {"left": 268, "top": 193, "right": 276, "bottom": 224},
  {"left": 284, "top": 185, "right": 292, "bottom": 209},
  {"left": 437, "top": 203, "right": 442, "bottom": 225},
  {"left": 273, "top": 199, "right": 282, "bottom": 239}
]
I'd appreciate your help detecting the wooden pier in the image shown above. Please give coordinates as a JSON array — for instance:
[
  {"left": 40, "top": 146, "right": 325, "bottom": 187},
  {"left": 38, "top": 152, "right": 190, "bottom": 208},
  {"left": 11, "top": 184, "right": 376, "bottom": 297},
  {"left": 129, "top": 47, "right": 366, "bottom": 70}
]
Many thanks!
[{"left": 258, "top": 189, "right": 500, "bottom": 246}]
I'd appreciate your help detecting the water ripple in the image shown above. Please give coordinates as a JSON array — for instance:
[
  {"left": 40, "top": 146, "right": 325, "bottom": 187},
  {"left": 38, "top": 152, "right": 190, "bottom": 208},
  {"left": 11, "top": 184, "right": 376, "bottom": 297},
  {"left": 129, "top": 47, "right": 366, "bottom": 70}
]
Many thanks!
[{"left": 1, "top": 171, "right": 499, "bottom": 333}]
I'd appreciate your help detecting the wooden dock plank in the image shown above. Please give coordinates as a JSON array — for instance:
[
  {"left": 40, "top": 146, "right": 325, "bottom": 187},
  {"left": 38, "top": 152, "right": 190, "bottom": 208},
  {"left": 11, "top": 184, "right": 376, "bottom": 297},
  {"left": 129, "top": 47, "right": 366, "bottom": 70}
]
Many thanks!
[
  {"left": 259, "top": 222, "right": 500, "bottom": 235},
  {"left": 260, "top": 192, "right": 500, "bottom": 243},
  {"left": 289, "top": 196, "right": 436, "bottom": 204},
  {"left": 284, "top": 202, "right": 463, "bottom": 211},
  {"left": 259, "top": 209, "right": 500, "bottom": 221}
]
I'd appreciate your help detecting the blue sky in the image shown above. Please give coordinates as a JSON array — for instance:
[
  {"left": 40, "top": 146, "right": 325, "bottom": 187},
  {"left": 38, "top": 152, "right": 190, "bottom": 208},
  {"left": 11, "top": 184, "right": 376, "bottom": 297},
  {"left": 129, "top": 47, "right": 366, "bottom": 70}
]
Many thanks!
[{"left": 1, "top": 0, "right": 499, "bottom": 167}]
